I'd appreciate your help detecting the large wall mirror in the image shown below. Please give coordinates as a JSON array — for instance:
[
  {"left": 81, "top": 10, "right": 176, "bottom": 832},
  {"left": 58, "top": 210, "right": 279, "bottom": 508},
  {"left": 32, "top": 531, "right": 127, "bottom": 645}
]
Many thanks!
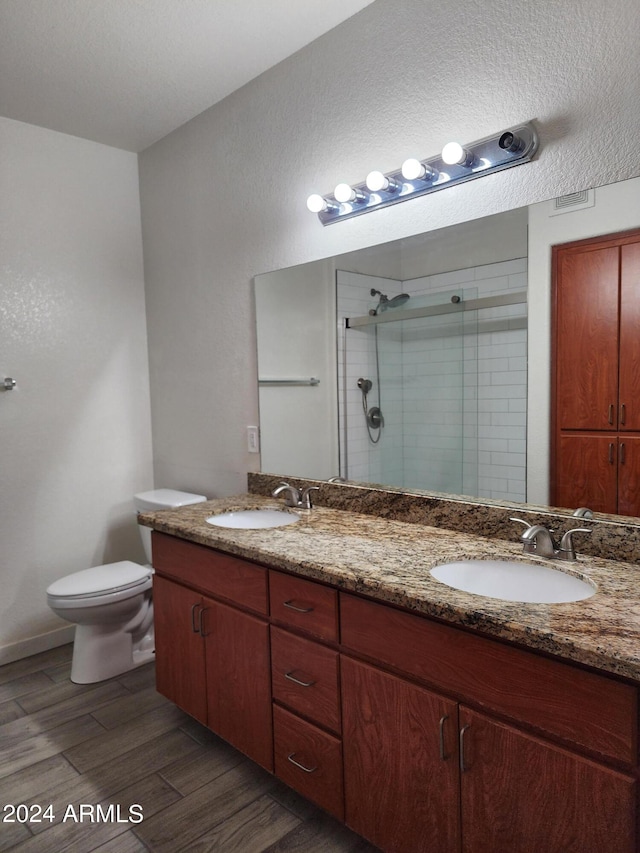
[{"left": 254, "top": 176, "right": 640, "bottom": 522}]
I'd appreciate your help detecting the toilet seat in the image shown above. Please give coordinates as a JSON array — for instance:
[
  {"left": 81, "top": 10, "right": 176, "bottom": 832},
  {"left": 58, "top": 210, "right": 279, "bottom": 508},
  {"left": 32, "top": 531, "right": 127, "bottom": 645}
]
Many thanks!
[{"left": 46, "top": 561, "right": 152, "bottom": 608}]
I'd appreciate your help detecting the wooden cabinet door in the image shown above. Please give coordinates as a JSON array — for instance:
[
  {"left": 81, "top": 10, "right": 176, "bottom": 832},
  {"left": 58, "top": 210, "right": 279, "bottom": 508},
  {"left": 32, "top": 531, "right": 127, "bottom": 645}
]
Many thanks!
[
  {"left": 618, "top": 435, "right": 640, "bottom": 517},
  {"left": 341, "top": 657, "right": 460, "bottom": 853},
  {"left": 153, "top": 575, "right": 207, "bottom": 724},
  {"left": 619, "top": 241, "right": 640, "bottom": 431},
  {"left": 459, "top": 707, "right": 636, "bottom": 853},
  {"left": 555, "top": 245, "right": 619, "bottom": 430},
  {"left": 554, "top": 434, "right": 618, "bottom": 513},
  {"left": 204, "top": 597, "right": 273, "bottom": 771}
]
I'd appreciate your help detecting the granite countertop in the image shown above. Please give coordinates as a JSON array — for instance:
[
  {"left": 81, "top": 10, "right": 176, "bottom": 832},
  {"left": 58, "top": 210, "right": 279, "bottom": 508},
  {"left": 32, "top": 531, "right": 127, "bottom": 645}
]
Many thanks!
[{"left": 139, "top": 494, "right": 640, "bottom": 683}]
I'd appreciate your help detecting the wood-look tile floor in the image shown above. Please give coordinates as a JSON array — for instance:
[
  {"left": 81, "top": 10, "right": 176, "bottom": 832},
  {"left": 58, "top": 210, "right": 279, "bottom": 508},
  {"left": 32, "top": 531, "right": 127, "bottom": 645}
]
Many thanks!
[{"left": 0, "top": 645, "right": 378, "bottom": 853}]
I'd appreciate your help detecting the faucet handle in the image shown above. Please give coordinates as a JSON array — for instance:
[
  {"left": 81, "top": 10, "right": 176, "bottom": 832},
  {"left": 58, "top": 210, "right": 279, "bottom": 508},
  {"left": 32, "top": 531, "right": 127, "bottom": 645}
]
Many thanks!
[
  {"left": 300, "top": 486, "right": 320, "bottom": 509},
  {"left": 509, "top": 517, "right": 534, "bottom": 530},
  {"left": 558, "top": 527, "right": 592, "bottom": 561},
  {"left": 272, "top": 482, "right": 302, "bottom": 507},
  {"left": 572, "top": 507, "right": 594, "bottom": 519}
]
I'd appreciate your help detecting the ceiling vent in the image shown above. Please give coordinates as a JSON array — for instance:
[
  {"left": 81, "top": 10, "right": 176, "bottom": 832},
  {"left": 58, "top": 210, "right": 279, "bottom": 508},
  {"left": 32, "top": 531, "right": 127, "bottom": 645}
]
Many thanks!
[{"left": 549, "top": 188, "right": 595, "bottom": 216}]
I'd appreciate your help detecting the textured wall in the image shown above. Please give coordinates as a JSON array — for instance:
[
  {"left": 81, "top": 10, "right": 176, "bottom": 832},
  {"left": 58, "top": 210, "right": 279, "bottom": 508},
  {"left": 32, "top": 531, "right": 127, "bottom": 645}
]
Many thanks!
[
  {"left": 0, "top": 118, "right": 153, "bottom": 660},
  {"left": 139, "top": 0, "right": 640, "bottom": 500}
]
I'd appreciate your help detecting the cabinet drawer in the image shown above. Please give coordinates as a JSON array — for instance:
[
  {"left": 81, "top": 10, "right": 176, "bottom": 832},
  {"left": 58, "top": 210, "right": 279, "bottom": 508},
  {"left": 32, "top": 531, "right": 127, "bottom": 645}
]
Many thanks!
[
  {"left": 152, "top": 532, "right": 268, "bottom": 614},
  {"left": 271, "top": 626, "right": 341, "bottom": 734},
  {"left": 269, "top": 571, "right": 338, "bottom": 642},
  {"left": 273, "top": 705, "right": 344, "bottom": 820},
  {"left": 341, "top": 593, "right": 638, "bottom": 766}
]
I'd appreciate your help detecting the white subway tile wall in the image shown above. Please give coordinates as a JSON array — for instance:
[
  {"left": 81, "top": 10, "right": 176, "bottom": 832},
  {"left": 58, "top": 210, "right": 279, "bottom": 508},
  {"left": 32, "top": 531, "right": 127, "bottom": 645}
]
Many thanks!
[{"left": 337, "top": 258, "right": 527, "bottom": 503}]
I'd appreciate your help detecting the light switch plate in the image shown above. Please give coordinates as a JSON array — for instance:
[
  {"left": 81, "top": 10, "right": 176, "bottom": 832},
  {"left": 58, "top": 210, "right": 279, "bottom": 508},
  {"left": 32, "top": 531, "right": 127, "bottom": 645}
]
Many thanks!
[{"left": 247, "top": 425, "right": 260, "bottom": 453}]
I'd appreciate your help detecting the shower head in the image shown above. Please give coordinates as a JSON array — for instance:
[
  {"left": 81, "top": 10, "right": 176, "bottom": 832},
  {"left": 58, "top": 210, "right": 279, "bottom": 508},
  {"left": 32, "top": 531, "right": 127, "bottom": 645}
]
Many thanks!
[
  {"left": 386, "top": 293, "right": 410, "bottom": 309},
  {"left": 370, "top": 289, "right": 410, "bottom": 313}
]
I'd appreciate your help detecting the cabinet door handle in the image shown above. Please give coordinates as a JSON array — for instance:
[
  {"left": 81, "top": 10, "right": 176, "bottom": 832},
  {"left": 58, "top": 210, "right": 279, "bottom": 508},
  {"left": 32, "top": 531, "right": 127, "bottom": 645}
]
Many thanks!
[
  {"left": 439, "top": 714, "right": 449, "bottom": 761},
  {"left": 199, "top": 606, "right": 210, "bottom": 637},
  {"left": 459, "top": 724, "right": 471, "bottom": 773},
  {"left": 608, "top": 403, "right": 615, "bottom": 425},
  {"left": 283, "top": 600, "right": 314, "bottom": 614},
  {"left": 620, "top": 403, "right": 626, "bottom": 425},
  {"left": 287, "top": 752, "right": 317, "bottom": 773},
  {"left": 284, "top": 670, "right": 316, "bottom": 688},
  {"left": 609, "top": 442, "right": 615, "bottom": 465},
  {"left": 620, "top": 442, "right": 626, "bottom": 465},
  {"left": 190, "top": 603, "right": 202, "bottom": 634}
]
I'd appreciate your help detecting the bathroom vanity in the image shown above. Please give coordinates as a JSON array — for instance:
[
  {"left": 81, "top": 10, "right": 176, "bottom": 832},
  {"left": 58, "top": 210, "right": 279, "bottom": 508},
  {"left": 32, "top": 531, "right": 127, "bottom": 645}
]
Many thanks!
[{"left": 140, "top": 491, "right": 640, "bottom": 853}]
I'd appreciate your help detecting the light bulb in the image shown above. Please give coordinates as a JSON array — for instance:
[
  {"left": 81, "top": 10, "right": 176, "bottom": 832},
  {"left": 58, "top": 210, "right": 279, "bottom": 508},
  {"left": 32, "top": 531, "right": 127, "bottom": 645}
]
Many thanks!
[
  {"left": 401, "top": 159, "right": 438, "bottom": 182},
  {"left": 401, "top": 158, "right": 424, "bottom": 181},
  {"left": 334, "top": 183, "right": 357, "bottom": 203},
  {"left": 306, "top": 194, "right": 328, "bottom": 213},
  {"left": 334, "top": 183, "right": 367, "bottom": 204},
  {"left": 442, "top": 142, "right": 475, "bottom": 167},
  {"left": 365, "top": 171, "right": 398, "bottom": 193}
]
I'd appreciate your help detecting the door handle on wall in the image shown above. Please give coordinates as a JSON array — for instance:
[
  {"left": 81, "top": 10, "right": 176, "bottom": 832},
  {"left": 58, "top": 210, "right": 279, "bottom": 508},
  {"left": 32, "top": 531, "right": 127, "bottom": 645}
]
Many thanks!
[{"left": 2, "top": 377, "right": 16, "bottom": 391}]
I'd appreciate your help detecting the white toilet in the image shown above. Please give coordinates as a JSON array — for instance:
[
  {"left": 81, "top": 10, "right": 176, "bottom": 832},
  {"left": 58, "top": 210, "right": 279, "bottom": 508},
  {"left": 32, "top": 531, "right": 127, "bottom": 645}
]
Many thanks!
[{"left": 46, "top": 488, "right": 207, "bottom": 684}]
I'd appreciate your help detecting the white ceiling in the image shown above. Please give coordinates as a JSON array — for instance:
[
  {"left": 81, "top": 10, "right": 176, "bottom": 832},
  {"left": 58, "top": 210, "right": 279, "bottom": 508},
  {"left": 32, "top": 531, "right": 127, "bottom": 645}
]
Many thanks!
[{"left": 0, "top": 0, "right": 376, "bottom": 152}]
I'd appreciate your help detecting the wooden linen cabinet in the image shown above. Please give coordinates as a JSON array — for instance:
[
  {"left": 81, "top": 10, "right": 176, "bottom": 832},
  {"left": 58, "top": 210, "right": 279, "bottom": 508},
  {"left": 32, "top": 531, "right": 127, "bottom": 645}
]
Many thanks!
[{"left": 551, "top": 230, "right": 640, "bottom": 515}]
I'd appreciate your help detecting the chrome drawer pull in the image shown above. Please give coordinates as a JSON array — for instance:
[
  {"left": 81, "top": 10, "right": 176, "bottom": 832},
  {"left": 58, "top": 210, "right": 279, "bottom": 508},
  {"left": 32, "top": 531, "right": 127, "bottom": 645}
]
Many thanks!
[
  {"left": 285, "top": 670, "right": 316, "bottom": 688},
  {"left": 459, "top": 724, "right": 471, "bottom": 773},
  {"left": 439, "top": 714, "right": 449, "bottom": 761},
  {"left": 199, "top": 606, "right": 210, "bottom": 637},
  {"left": 283, "top": 600, "right": 314, "bottom": 614},
  {"left": 287, "top": 752, "right": 317, "bottom": 773},
  {"left": 190, "top": 603, "right": 202, "bottom": 634}
]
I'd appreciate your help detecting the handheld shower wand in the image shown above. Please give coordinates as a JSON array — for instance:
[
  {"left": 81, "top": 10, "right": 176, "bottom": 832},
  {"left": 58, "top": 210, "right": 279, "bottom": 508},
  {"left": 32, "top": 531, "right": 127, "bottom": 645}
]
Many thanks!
[{"left": 357, "top": 377, "right": 383, "bottom": 441}]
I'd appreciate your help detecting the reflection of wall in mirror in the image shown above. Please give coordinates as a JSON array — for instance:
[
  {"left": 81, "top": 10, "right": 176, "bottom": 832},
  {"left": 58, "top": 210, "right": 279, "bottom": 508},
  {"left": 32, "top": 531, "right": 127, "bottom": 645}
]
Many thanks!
[{"left": 255, "top": 259, "right": 338, "bottom": 479}]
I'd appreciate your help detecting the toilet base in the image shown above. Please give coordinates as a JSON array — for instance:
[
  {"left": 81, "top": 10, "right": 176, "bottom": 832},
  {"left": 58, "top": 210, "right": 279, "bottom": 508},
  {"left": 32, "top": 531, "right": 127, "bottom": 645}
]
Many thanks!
[{"left": 70, "top": 623, "right": 155, "bottom": 684}]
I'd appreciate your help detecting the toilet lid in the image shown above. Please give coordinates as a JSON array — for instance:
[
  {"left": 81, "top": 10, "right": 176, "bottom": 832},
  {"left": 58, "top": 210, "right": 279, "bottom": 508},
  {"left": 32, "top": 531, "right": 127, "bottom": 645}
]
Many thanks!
[{"left": 47, "top": 561, "right": 151, "bottom": 598}]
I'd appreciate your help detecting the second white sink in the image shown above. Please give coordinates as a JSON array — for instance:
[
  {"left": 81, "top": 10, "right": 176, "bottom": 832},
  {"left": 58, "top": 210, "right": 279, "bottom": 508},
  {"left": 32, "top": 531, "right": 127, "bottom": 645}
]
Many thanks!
[
  {"left": 206, "top": 509, "right": 300, "bottom": 529},
  {"left": 430, "top": 560, "right": 596, "bottom": 604}
]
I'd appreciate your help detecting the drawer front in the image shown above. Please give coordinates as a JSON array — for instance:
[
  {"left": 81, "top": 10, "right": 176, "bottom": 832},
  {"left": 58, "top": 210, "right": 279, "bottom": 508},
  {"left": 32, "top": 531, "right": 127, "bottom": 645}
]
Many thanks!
[
  {"left": 341, "top": 593, "right": 638, "bottom": 766},
  {"left": 271, "top": 626, "right": 341, "bottom": 734},
  {"left": 273, "top": 704, "right": 344, "bottom": 820},
  {"left": 269, "top": 571, "right": 338, "bottom": 642},
  {"left": 152, "top": 532, "right": 268, "bottom": 614}
]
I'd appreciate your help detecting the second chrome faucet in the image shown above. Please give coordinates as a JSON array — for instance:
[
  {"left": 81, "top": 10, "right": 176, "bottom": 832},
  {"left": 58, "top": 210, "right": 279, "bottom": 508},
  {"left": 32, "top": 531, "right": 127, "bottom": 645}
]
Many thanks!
[
  {"left": 510, "top": 517, "right": 592, "bottom": 561},
  {"left": 272, "top": 482, "right": 320, "bottom": 510}
]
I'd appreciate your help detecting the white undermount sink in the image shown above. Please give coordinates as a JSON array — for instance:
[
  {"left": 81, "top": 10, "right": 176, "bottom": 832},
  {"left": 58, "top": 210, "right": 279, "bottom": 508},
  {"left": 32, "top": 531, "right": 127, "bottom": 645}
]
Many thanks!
[
  {"left": 430, "top": 560, "right": 596, "bottom": 604},
  {"left": 205, "top": 509, "right": 301, "bottom": 529}
]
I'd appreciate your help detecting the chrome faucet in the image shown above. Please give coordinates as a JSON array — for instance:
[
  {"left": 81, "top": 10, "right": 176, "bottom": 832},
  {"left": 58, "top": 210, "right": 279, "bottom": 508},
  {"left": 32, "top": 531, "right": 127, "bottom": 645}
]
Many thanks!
[
  {"left": 272, "top": 482, "right": 320, "bottom": 510},
  {"left": 510, "top": 518, "right": 592, "bottom": 562},
  {"left": 572, "top": 506, "right": 594, "bottom": 519}
]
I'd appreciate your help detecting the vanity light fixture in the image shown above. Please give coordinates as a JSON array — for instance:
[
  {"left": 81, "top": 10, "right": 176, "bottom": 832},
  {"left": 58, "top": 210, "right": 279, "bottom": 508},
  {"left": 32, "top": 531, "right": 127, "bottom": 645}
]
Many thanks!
[{"left": 306, "top": 122, "right": 539, "bottom": 225}]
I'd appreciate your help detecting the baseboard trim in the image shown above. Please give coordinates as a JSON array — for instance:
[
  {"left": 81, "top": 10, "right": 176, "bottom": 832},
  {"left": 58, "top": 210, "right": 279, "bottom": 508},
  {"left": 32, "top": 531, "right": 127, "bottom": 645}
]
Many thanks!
[{"left": 0, "top": 626, "right": 75, "bottom": 666}]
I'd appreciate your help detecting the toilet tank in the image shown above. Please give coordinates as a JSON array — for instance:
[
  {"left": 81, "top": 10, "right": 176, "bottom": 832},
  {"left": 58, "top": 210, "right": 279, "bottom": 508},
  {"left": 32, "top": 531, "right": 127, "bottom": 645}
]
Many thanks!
[{"left": 134, "top": 488, "right": 207, "bottom": 564}]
